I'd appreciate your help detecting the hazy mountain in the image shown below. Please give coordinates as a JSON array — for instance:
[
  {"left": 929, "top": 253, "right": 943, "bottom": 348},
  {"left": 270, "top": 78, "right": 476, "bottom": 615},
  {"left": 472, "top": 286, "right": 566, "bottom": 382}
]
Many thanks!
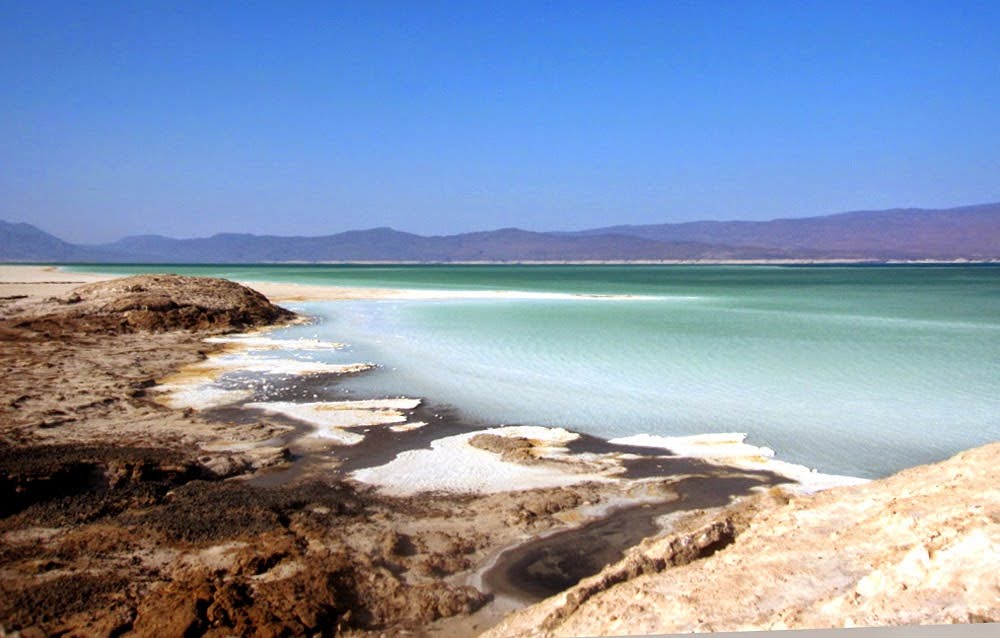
[
  {"left": 93, "top": 227, "right": 792, "bottom": 262},
  {"left": 2, "top": 203, "right": 998, "bottom": 263},
  {"left": 0, "top": 221, "right": 115, "bottom": 262},
  {"left": 571, "top": 203, "right": 1000, "bottom": 260},
  {"left": 101, "top": 228, "right": 430, "bottom": 262}
]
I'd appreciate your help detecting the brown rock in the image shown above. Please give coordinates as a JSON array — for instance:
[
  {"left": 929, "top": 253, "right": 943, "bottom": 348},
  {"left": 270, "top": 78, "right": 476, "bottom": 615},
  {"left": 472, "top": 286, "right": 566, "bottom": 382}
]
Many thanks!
[
  {"left": 15, "top": 274, "right": 295, "bottom": 335},
  {"left": 380, "top": 530, "right": 416, "bottom": 557}
]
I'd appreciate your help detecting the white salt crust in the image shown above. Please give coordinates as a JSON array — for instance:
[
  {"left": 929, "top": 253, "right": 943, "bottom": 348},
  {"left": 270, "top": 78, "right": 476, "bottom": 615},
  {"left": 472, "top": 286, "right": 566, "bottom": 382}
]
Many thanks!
[
  {"left": 609, "top": 433, "right": 867, "bottom": 493},
  {"left": 191, "top": 354, "right": 373, "bottom": 376},
  {"left": 245, "top": 399, "right": 422, "bottom": 445},
  {"left": 350, "top": 425, "right": 613, "bottom": 496},
  {"left": 157, "top": 385, "right": 254, "bottom": 410},
  {"left": 203, "top": 335, "right": 344, "bottom": 350}
]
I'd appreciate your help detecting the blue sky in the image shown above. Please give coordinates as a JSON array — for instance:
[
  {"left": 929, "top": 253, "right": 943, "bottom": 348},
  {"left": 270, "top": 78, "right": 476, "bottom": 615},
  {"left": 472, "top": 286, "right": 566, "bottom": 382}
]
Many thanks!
[{"left": 1, "top": 1, "right": 998, "bottom": 243}]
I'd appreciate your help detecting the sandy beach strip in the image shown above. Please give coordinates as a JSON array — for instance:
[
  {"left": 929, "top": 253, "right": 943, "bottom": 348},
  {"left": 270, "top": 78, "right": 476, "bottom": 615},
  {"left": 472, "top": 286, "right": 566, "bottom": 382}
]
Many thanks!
[
  {"left": 0, "top": 265, "right": 397, "bottom": 302},
  {"left": 0, "top": 265, "right": 454, "bottom": 303},
  {"left": 0, "top": 265, "right": 117, "bottom": 299}
]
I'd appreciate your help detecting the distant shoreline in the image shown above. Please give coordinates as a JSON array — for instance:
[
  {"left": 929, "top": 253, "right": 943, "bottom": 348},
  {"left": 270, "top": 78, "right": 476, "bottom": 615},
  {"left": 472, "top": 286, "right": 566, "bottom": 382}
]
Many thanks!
[{"left": 6, "top": 261, "right": 999, "bottom": 305}]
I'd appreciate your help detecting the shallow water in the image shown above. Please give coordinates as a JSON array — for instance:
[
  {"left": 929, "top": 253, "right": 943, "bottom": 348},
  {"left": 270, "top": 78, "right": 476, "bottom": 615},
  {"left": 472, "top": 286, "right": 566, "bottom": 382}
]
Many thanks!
[{"left": 70, "top": 264, "right": 1000, "bottom": 478}]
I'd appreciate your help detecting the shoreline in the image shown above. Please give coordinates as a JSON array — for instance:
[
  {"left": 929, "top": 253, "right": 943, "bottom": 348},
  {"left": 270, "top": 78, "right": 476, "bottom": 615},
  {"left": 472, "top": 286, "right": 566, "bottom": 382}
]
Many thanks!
[
  {"left": 1, "top": 264, "right": 871, "bottom": 490},
  {"left": 133, "top": 273, "right": 877, "bottom": 624},
  {"left": 3, "top": 265, "right": 995, "bottom": 636},
  {"left": 139, "top": 262, "right": 867, "bottom": 494},
  {"left": 145, "top": 324, "right": 826, "bottom": 624},
  {"left": 0, "top": 268, "right": 808, "bottom": 636}
]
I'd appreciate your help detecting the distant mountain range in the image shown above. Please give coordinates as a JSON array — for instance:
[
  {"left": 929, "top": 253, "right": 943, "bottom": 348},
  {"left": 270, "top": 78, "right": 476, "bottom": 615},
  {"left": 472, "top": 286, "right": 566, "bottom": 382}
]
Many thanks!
[{"left": 3, "top": 203, "right": 999, "bottom": 263}]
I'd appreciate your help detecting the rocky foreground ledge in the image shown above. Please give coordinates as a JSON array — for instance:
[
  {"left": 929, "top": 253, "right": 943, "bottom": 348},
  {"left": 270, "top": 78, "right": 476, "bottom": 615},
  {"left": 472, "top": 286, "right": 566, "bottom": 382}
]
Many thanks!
[
  {"left": 0, "top": 275, "right": 501, "bottom": 636},
  {"left": 484, "top": 442, "right": 1000, "bottom": 637},
  {"left": 7, "top": 273, "right": 294, "bottom": 334}
]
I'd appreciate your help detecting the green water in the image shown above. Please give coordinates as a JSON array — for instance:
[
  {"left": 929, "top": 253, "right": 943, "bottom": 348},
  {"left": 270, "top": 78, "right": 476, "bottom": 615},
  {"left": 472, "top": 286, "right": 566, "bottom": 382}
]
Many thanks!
[{"left": 67, "top": 264, "right": 1000, "bottom": 477}]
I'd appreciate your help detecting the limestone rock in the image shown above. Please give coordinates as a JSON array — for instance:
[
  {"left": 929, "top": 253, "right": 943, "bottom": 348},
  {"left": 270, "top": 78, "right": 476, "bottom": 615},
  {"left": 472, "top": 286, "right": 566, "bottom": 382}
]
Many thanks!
[{"left": 485, "top": 443, "right": 1000, "bottom": 636}]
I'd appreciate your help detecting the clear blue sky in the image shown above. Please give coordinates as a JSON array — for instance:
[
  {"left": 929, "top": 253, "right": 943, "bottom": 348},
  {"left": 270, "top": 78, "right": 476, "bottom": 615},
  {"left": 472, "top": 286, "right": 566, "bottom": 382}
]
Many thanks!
[{"left": 2, "top": 1, "right": 998, "bottom": 243}]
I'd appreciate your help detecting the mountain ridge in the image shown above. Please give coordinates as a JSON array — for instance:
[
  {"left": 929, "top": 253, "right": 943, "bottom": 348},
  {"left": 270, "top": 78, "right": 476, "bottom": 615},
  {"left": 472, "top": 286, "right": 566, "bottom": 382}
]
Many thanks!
[
  {"left": 567, "top": 202, "right": 1000, "bottom": 258},
  {"left": 2, "top": 202, "right": 999, "bottom": 263}
]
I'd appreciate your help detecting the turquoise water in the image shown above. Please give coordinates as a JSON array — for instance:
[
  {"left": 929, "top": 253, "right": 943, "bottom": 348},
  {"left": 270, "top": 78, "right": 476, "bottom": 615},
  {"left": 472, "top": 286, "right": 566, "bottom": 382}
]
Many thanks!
[{"left": 68, "top": 264, "right": 1000, "bottom": 478}]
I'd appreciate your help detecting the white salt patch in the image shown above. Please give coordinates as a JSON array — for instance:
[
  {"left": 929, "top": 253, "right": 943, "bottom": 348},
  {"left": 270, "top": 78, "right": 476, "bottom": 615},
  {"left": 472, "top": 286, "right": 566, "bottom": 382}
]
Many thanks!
[
  {"left": 203, "top": 335, "right": 344, "bottom": 350},
  {"left": 610, "top": 433, "right": 776, "bottom": 459},
  {"left": 350, "top": 425, "right": 610, "bottom": 496},
  {"left": 609, "top": 433, "right": 866, "bottom": 493},
  {"left": 483, "top": 424, "right": 579, "bottom": 444},
  {"left": 576, "top": 490, "right": 676, "bottom": 521},
  {"left": 311, "top": 427, "right": 364, "bottom": 445},
  {"left": 194, "top": 355, "right": 373, "bottom": 376},
  {"left": 323, "top": 398, "right": 421, "bottom": 411},
  {"left": 747, "top": 458, "right": 868, "bottom": 494},
  {"left": 245, "top": 399, "right": 422, "bottom": 444},
  {"left": 156, "top": 385, "right": 253, "bottom": 410},
  {"left": 389, "top": 421, "right": 427, "bottom": 433},
  {"left": 245, "top": 400, "right": 415, "bottom": 428},
  {"left": 155, "top": 356, "right": 373, "bottom": 413}
]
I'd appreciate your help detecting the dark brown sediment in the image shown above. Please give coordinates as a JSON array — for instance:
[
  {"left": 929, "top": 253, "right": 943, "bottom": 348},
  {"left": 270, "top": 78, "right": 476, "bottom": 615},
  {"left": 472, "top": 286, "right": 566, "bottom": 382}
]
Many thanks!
[{"left": 481, "top": 473, "right": 782, "bottom": 603}]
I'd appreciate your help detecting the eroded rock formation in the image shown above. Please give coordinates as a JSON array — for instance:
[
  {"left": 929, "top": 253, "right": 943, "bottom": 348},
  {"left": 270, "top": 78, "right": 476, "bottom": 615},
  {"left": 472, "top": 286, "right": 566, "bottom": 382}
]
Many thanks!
[{"left": 484, "top": 443, "right": 1000, "bottom": 636}]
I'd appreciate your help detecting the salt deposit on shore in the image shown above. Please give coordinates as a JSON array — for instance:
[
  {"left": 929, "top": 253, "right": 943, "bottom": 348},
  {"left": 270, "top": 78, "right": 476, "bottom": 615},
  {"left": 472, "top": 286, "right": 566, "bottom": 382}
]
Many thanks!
[
  {"left": 69, "top": 264, "right": 866, "bottom": 504},
  {"left": 245, "top": 399, "right": 422, "bottom": 444},
  {"left": 610, "top": 432, "right": 867, "bottom": 493},
  {"left": 484, "top": 443, "right": 1000, "bottom": 636},
  {"left": 151, "top": 327, "right": 374, "bottom": 412},
  {"left": 156, "top": 384, "right": 255, "bottom": 410},
  {"left": 188, "top": 353, "right": 373, "bottom": 376},
  {"left": 350, "top": 425, "right": 616, "bottom": 496},
  {"left": 202, "top": 334, "right": 345, "bottom": 350},
  {"left": 144, "top": 284, "right": 866, "bottom": 499}
]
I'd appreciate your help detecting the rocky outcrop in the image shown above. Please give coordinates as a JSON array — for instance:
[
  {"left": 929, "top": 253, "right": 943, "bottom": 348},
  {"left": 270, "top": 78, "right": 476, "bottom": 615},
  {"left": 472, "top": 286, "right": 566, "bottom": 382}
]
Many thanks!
[
  {"left": 484, "top": 443, "right": 1000, "bottom": 636},
  {"left": 14, "top": 274, "right": 294, "bottom": 334}
]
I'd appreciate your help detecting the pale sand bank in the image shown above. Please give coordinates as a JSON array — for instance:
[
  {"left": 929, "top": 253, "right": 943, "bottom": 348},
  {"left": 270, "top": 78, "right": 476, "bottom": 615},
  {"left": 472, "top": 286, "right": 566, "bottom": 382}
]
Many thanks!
[
  {"left": 0, "top": 265, "right": 395, "bottom": 302},
  {"left": 0, "top": 265, "right": 116, "bottom": 299}
]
